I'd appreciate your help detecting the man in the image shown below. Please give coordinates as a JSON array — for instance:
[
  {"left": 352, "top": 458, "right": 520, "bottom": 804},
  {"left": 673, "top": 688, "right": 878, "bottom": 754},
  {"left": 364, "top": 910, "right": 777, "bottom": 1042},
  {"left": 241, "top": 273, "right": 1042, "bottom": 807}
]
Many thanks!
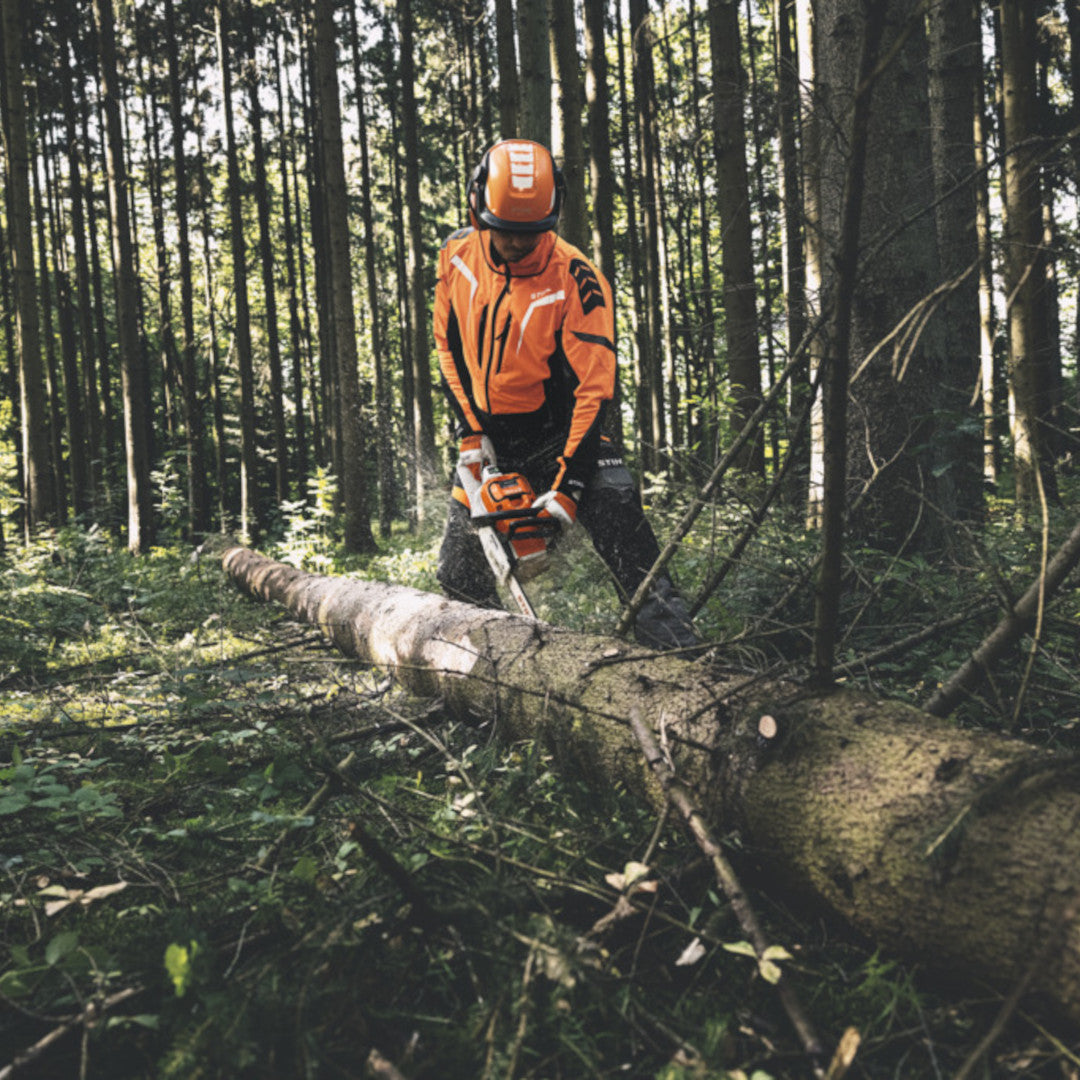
[{"left": 433, "top": 138, "right": 697, "bottom": 651}]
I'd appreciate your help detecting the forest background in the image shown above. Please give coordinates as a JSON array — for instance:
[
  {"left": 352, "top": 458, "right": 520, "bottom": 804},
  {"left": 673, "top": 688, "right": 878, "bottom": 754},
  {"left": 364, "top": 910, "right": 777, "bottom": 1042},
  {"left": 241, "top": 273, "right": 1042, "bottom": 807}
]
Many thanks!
[{"left": 2, "top": 0, "right": 1080, "bottom": 1077}]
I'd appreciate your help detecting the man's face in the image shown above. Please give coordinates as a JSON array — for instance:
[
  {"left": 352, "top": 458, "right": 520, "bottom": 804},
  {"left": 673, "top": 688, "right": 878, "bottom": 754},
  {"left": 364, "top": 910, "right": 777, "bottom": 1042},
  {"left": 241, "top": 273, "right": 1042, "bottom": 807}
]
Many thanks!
[{"left": 489, "top": 228, "right": 542, "bottom": 265}]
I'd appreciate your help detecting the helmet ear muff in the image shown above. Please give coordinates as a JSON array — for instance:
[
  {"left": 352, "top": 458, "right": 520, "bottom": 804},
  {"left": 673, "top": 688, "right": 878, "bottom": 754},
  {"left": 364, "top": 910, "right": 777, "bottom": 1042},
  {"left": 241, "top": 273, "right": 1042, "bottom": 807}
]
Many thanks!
[
  {"left": 466, "top": 151, "right": 490, "bottom": 230},
  {"left": 551, "top": 162, "right": 565, "bottom": 222}
]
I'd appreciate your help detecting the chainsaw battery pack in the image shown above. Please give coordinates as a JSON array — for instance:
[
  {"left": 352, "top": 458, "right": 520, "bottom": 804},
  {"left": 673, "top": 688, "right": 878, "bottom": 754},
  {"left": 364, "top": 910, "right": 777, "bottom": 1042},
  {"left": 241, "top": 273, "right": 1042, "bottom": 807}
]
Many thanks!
[{"left": 475, "top": 472, "right": 553, "bottom": 581}]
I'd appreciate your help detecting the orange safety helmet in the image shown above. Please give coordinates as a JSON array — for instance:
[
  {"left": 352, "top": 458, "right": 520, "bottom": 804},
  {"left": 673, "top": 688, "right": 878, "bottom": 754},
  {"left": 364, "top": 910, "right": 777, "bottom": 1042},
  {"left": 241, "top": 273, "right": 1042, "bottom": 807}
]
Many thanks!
[{"left": 467, "top": 139, "right": 564, "bottom": 233}]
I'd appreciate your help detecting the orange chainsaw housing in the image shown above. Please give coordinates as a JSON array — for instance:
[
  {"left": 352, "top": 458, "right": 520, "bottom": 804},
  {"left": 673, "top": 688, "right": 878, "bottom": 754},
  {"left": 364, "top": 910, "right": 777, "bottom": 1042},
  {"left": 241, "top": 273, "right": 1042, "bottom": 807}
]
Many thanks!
[{"left": 477, "top": 472, "right": 549, "bottom": 580}]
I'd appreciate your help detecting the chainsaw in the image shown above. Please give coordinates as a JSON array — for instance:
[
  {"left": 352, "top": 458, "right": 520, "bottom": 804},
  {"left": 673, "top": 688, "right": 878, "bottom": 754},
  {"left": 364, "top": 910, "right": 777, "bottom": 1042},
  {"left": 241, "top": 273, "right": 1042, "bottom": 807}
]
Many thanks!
[{"left": 455, "top": 463, "right": 559, "bottom": 619}]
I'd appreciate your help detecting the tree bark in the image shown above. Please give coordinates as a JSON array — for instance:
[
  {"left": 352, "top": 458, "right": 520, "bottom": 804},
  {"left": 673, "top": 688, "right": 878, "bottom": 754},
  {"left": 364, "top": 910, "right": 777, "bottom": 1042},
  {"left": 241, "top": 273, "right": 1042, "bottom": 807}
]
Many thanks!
[
  {"left": 246, "top": 16, "right": 289, "bottom": 511},
  {"left": 517, "top": 0, "right": 551, "bottom": 145},
  {"left": 550, "top": 0, "right": 588, "bottom": 253},
  {"left": 999, "top": 0, "right": 1056, "bottom": 506},
  {"left": 216, "top": 0, "right": 259, "bottom": 544},
  {"left": 397, "top": 0, "right": 437, "bottom": 516},
  {"left": 312, "top": 0, "right": 376, "bottom": 554},
  {"left": 1, "top": 0, "right": 56, "bottom": 534},
  {"left": 222, "top": 545, "right": 1080, "bottom": 1024},
  {"left": 494, "top": 0, "right": 519, "bottom": 137},
  {"left": 708, "top": 0, "right": 764, "bottom": 476},
  {"left": 164, "top": 0, "right": 210, "bottom": 537},
  {"left": 93, "top": 0, "right": 153, "bottom": 553}
]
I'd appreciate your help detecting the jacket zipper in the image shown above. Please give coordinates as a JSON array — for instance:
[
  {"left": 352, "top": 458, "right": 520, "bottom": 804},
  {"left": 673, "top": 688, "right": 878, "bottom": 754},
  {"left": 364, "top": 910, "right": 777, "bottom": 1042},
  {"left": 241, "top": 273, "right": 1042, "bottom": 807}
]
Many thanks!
[{"left": 482, "top": 269, "right": 512, "bottom": 411}]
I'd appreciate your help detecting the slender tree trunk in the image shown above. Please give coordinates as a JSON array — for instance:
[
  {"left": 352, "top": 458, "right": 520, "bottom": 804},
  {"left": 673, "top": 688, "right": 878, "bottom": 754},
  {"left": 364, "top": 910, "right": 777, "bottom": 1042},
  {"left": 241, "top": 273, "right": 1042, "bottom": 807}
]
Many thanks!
[
  {"left": 217, "top": 0, "right": 260, "bottom": 542},
  {"left": 163, "top": 0, "right": 209, "bottom": 536},
  {"left": 92, "top": 0, "right": 152, "bottom": 552},
  {"left": 397, "top": 0, "right": 437, "bottom": 516},
  {"left": 630, "top": 0, "right": 666, "bottom": 472},
  {"left": 82, "top": 97, "right": 115, "bottom": 505},
  {"left": 349, "top": 3, "right": 394, "bottom": 536},
  {"left": 312, "top": 0, "right": 376, "bottom": 553},
  {"left": 1, "top": 0, "right": 56, "bottom": 534},
  {"left": 275, "top": 35, "right": 309, "bottom": 489},
  {"left": 60, "top": 29, "right": 103, "bottom": 509},
  {"left": 246, "top": 20, "right": 289, "bottom": 510},
  {"left": 31, "top": 121, "right": 67, "bottom": 521},
  {"left": 686, "top": 0, "right": 718, "bottom": 466},
  {"left": 999, "top": 0, "right": 1056, "bottom": 506},
  {"left": 927, "top": 0, "right": 983, "bottom": 522},
  {"left": 517, "top": 0, "right": 551, "bottom": 145},
  {"left": 193, "top": 94, "right": 229, "bottom": 532},
  {"left": 709, "top": 0, "right": 764, "bottom": 476},
  {"left": 582, "top": 0, "right": 614, "bottom": 285},
  {"left": 550, "top": 0, "right": 588, "bottom": 252},
  {"left": 43, "top": 127, "right": 87, "bottom": 518},
  {"left": 139, "top": 49, "right": 180, "bottom": 447},
  {"left": 775, "top": 0, "right": 808, "bottom": 505},
  {"left": 973, "top": 40, "right": 998, "bottom": 489},
  {"left": 494, "top": 0, "right": 519, "bottom": 138}
]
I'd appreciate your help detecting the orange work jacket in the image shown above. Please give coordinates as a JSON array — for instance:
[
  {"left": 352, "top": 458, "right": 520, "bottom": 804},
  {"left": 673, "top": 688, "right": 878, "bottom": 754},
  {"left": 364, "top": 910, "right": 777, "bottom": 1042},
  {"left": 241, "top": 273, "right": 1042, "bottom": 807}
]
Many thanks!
[{"left": 433, "top": 227, "right": 616, "bottom": 497}]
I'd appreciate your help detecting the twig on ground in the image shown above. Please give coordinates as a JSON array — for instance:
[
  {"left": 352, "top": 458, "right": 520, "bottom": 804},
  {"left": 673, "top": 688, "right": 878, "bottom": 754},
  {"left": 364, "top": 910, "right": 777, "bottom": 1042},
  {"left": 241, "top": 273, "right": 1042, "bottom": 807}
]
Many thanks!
[
  {"left": 0, "top": 985, "right": 143, "bottom": 1080},
  {"left": 627, "top": 708, "right": 829, "bottom": 1077}
]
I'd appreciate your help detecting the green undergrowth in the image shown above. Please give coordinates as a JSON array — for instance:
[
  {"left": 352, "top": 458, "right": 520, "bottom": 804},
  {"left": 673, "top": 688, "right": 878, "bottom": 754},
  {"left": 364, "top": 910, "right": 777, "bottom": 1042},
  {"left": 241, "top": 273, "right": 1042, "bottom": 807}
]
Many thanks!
[{"left": 1, "top": 516, "right": 1079, "bottom": 1078}]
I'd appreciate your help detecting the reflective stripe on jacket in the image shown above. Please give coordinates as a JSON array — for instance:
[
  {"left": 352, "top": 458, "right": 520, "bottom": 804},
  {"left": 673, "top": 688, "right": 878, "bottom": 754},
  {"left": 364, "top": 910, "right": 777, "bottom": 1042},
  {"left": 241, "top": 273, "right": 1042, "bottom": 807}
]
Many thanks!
[{"left": 433, "top": 227, "right": 616, "bottom": 495}]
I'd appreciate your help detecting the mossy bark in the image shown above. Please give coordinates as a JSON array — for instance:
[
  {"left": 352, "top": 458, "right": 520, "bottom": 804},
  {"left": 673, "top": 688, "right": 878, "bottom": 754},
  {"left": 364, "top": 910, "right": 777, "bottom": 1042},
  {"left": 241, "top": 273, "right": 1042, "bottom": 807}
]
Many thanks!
[{"left": 223, "top": 547, "right": 1080, "bottom": 1021}]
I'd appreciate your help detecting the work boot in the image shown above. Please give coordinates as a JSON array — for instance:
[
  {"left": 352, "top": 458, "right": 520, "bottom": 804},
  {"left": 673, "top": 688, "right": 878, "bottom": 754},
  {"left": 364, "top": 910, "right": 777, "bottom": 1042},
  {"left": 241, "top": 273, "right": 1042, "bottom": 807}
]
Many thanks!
[{"left": 634, "top": 576, "right": 700, "bottom": 652}]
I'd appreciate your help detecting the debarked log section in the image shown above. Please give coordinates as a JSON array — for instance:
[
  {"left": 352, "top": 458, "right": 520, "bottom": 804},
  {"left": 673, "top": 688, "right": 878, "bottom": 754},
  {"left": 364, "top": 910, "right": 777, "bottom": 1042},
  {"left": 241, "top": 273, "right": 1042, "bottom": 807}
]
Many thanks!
[{"left": 223, "top": 546, "right": 1080, "bottom": 1021}]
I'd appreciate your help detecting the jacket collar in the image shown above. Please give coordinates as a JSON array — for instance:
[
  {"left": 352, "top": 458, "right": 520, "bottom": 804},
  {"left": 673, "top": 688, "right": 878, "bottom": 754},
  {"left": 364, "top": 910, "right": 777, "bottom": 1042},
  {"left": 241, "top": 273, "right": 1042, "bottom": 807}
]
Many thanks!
[{"left": 480, "top": 229, "right": 557, "bottom": 278}]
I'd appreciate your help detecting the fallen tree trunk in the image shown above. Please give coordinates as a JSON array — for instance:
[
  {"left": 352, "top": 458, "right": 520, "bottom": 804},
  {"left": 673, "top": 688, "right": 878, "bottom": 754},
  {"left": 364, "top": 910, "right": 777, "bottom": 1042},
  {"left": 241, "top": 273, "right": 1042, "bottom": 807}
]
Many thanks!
[{"left": 223, "top": 546, "right": 1080, "bottom": 1022}]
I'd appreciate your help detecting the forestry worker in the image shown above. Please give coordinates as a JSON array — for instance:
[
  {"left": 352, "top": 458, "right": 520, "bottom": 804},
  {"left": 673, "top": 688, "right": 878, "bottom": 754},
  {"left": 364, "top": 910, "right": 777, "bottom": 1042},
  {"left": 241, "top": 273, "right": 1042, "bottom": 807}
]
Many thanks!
[{"left": 432, "top": 138, "right": 698, "bottom": 651}]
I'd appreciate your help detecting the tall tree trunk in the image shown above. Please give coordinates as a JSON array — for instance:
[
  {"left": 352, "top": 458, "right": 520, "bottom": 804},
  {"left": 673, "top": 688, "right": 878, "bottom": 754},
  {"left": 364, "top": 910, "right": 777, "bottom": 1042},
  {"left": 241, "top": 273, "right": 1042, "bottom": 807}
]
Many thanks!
[
  {"left": 494, "top": 0, "right": 519, "bottom": 137},
  {"left": 193, "top": 93, "right": 229, "bottom": 532},
  {"left": 517, "top": 0, "right": 551, "bottom": 145},
  {"left": 275, "top": 34, "right": 309, "bottom": 489},
  {"left": 31, "top": 119, "right": 67, "bottom": 522},
  {"left": 686, "top": 0, "right": 718, "bottom": 466},
  {"left": 349, "top": 2, "right": 394, "bottom": 537},
  {"left": 775, "top": 0, "right": 808, "bottom": 505},
  {"left": 312, "top": 0, "right": 376, "bottom": 553},
  {"left": 397, "top": 0, "right": 437, "bottom": 516},
  {"left": 709, "top": 0, "right": 764, "bottom": 476},
  {"left": 223, "top": 545, "right": 1080, "bottom": 1029},
  {"left": 139, "top": 48, "right": 179, "bottom": 449},
  {"left": 92, "top": 0, "right": 153, "bottom": 552},
  {"left": 1, "top": 0, "right": 56, "bottom": 534},
  {"left": 162, "top": 0, "right": 208, "bottom": 535},
  {"left": 60, "top": 33, "right": 103, "bottom": 514},
  {"left": 246, "top": 18, "right": 289, "bottom": 510},
  {"left": 814, "top": 0, "right": 947, "bottom": 552},
  {"left": 81, "top": 96, "right": 116, "bottom": 506},
  {"left": 998, "top": 0, "right": 1056, "bottom": 506},
  {"left": 43, "top": 126, "right": 87, "bottom": 519},
  {"left": 550, "top": 0, "right": 588, "bottom": 252},
  {"left": 629, "top": 0, "right": 666, "bottom": 472},
  {"left": 927, "top": 0, "right": 983, "bottom": 523},
  {"left": 973, "top": 40, "right": 999, "bottom": 490},
  {"left": 217, "top": 0, "right": 260, "bottom": 543},
  {"left": 582, "top": 0, "right": 614, "bottom": 285}
]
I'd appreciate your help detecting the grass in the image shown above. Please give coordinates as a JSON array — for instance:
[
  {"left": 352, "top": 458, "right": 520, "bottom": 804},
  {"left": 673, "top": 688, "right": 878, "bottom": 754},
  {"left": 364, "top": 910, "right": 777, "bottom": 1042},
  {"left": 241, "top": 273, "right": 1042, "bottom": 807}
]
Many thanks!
[{"left": 1, "top": 488, "right": 1080, "bottom": 1077}]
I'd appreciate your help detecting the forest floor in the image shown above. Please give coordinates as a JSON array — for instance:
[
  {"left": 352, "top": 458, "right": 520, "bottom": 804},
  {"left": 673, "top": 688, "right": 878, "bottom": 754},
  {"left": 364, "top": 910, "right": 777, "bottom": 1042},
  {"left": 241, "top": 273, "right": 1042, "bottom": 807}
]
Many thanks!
[{"left": 2, "top": 487, "right": 1080, "bottom": 1079}]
